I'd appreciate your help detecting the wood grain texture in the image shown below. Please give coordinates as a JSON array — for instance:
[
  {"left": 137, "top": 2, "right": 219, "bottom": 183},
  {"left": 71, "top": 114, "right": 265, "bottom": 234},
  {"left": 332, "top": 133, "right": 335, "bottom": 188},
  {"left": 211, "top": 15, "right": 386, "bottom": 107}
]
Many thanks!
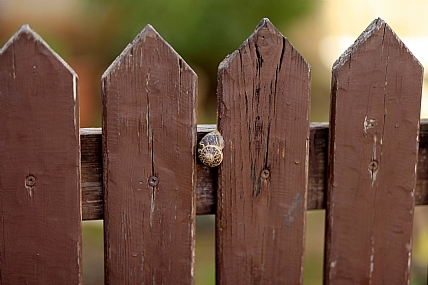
[
  {"left": 102, "top": 25, "right": 197, "bottom": 284},
  {"left": 81, "top": 128, "right": 103, "bottom": 220},
  {"left": 216, "top": 19, "right": 310, "bottom": 284},
  {"left": 80, "top": 124, "right": 324, "bottom": 220},
  {"left": 325, "top": 18, "right": 423, "bottom": 284},
  {"left": 81, "top": 120, "right": 428, "bottom": 219},
  {"left": 0, "top": 25, "right": 82, "bottom": 284}
]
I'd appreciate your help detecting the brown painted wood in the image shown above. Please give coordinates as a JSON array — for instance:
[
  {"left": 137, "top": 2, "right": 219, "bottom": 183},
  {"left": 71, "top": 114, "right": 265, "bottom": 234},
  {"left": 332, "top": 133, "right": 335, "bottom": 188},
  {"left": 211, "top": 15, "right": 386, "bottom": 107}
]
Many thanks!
[
  {"left": 81, "top": 128, "right": 103, "bottom": 220},
  {"left": 81, "top": 120, "right": 428, "bottom": 219},
  {"left": 0, "top": 25, "right": 82, "bottom": 284},
  {"left": 216, "top": 18, "right": 310, "bottom": 284},
  {"left": 81, "top": 123, "right": 323, "bottom": 219},
  {"left": 325, "top": 18, "right": 423, "bottom": 284},
  {"left": 102, "top": 25, "right": 197, "bottom": 284},
  {"left": 416, "top": 120, "right": 428, "bottom": 206}
]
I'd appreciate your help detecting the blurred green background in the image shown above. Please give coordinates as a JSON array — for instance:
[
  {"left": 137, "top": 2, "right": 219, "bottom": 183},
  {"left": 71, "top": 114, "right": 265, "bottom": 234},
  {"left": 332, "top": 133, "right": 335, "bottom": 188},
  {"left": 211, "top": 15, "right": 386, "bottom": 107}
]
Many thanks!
[{"left": 1, "top": 1, "right": 427, "bottom": 284}]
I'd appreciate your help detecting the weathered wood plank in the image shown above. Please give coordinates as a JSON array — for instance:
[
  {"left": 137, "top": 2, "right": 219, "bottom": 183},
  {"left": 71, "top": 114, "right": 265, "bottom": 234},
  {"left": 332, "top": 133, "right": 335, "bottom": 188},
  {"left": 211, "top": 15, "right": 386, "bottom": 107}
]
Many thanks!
[
  {"left": 216, "top": 18, "right": 311, "bottom": 284},
  {"left": 417, "top": 121, "right": 428, "bottom": 206},
  {"left": 81, "top": 128, "right": 103, "bottom": 220},
  {"left": 324, "top": 18, "right": 423, "bottom": 284},
  {"left": 102, "top": 25, "right": 197, "bottom": 284},
  {"left": 81, "top": 119, "right": 428, "bottom": 219},
  {"left": 0, "top": 25, "right": 82, "bottom": 284}
]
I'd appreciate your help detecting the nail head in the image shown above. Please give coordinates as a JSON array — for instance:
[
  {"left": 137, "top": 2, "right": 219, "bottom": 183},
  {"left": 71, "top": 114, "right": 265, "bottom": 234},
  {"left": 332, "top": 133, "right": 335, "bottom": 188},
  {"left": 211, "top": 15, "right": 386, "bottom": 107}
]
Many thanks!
[
  {"left": 25, "top": 175, "right": 36, "bottom": 187},
  {"left": 260, "top": 169, "right": 270, "bottom": 179},
  {"left": 368, "top": 160, "right": 378, "bottom": 171},
  {"left": 148, "top": 176, "right": 159, "bottom": 187}
]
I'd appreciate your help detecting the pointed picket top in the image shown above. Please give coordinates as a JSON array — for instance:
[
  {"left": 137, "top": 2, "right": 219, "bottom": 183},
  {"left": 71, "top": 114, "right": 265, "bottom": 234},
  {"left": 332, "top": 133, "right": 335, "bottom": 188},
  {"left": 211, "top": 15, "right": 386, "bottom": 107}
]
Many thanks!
[
  {"left": 1, "top": 24, "right": 77, "bottom": 79},
  {"left": 217, "top": 18, "right": 310, "bottom": 284},
  {"left": 325, "top": 18, "right": 423, "bottom": 284},
  {"left": 0, "top": 25, "right": 81, "bottom": 283},
  {"left": 103, "top": 24, "right": 195, "bottom": 81},
  {"left": 333, "top": 18, "right": 423, "bottom": 72},
  {"left": 102, "top": 24, "right": 197, "bottom": 283},
  {"left": 219, "top": 18, "right": 309, "bottom": 77}
]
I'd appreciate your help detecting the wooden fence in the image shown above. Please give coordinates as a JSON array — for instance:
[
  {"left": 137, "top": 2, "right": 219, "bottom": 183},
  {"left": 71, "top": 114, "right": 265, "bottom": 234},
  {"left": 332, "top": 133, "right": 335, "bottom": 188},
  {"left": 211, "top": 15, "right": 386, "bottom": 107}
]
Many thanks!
[{"left": 0, "top": 17, "right": 426, "bottom": 284}]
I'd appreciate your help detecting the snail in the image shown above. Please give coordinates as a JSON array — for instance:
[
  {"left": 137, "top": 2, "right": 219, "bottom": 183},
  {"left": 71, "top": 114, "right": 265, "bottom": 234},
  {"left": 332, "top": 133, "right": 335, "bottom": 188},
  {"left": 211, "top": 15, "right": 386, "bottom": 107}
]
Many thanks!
[{"left": 197, "top": 130, "right": 224, "bottom": 167}]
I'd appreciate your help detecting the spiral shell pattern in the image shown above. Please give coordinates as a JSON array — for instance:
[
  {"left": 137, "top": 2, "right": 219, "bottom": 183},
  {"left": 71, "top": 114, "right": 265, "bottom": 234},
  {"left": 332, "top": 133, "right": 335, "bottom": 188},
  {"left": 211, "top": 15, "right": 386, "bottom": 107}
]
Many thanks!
[{"left": 197, "top": 130, "right": 224, "bottom": 167}]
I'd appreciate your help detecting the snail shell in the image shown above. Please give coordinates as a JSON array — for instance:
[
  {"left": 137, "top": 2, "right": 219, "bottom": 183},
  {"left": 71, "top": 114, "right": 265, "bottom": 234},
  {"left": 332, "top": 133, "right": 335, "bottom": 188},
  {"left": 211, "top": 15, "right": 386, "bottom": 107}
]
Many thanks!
[{"left": 197, "top": 130, "right": 224, "bottom": 167}]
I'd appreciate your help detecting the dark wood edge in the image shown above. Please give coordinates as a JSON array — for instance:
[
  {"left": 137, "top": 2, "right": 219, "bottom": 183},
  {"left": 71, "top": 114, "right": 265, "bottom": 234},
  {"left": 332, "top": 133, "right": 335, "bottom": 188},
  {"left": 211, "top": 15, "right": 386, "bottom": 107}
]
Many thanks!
[{"left": 81, "top": 120, "right": 428, "bottom": 220}]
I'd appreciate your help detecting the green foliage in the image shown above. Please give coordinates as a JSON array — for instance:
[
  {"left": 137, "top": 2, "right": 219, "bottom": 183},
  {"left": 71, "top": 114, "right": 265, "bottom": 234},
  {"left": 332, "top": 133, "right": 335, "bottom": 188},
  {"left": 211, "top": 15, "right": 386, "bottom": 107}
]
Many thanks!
[
  {"left": 80, "top": 0, "right": 314, "bottom": 123},
  {"left": 86, "top": 1, "right": 313, "bottom": 68}
]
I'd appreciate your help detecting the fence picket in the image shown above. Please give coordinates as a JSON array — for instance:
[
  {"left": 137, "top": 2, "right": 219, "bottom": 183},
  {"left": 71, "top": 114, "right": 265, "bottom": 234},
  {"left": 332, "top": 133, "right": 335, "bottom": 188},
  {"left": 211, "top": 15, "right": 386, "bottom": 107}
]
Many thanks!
[
  {"left": 0, "top": 26, "right": 82, "bottom": 284},
  {"left": 325, "top": 18, "right": 423, "bottom": 284},
  {"left": 102, "top": 25, "right": 197, "bottom": 284},
  {"left": 216, "top": 18, "right": 311, "bottom": 284},
  {"left": 0, "top": 18, "right": 427, "bottom": 284}
]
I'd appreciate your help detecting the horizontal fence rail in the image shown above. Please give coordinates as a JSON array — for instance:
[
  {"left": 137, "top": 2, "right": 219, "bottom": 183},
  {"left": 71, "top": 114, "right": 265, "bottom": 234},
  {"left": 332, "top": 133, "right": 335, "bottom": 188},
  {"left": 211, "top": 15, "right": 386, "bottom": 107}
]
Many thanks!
[{"left": 81, "top": 120, "right": 428, "bottom": 220}]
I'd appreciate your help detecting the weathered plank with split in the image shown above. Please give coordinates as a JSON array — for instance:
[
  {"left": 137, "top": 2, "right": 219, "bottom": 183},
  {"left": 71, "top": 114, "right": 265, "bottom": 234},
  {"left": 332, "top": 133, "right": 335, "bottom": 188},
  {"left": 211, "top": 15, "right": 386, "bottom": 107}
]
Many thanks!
[
  {"left": 0, "top": 26, "right": 82, "bottom": 284},
  {"left": 324, "top": 18, "right": 423, "bottom": 284},
  {"left": 102, "top": 25, "right": 197, "bottom": 284},
  {"left": 216, "top": 19, "right": 311, "bottom": 284}
]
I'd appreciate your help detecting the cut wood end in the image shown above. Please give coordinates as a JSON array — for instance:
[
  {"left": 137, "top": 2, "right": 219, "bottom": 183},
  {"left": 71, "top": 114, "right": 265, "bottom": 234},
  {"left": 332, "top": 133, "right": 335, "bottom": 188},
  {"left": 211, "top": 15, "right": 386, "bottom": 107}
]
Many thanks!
[
  {"left": 142, "top": 23, "right": 156, "bottom": 34},
  {"left": 138, "top": 24, "right": 198, "bottom": 77},
  {"left": 382, "top": 25, "right": 425, "bottom": 72},
  {"left": 80, "top": 128, "right": 102, "bottom": 136},
  {"left": 252, "top": 17, "right": 309, "bottom": 70},
  {"left": 378, "top": 21, "right": 424, "bottom": 71},
  {"left": 102, "top": 23, "right": 196, "bottom": 80},
  {"left": 253, "top": 17, "right": 282, "bottom": 40},
  {"left": 254, "top": 18, "right": 289, "bottom": 43},
  {"left": 218, "top": 17, "right": 310, "bottom": 90},
  {"left": 219, "top": 18, "right": 279, "bottom": 71},
  {"left": 3, "top": 24, "right": 39, "bottom": 48},
  {"left": 219, "top": 18, "right": 290, "bottom": 71},
  {"left": 218, "top": 50, "right": 239, "bottom": 73},
  {"left": 333, "top": 18, "right": 423, "bottom": 73},
  {"left": 0, "top": 24, "right": 77, "bottom": 77},
  {"left": 332, "top": 18, "right": 385, "bottom": 71},
  {"left": 255, "top": 18, "right": 272, "bottom": 31}
]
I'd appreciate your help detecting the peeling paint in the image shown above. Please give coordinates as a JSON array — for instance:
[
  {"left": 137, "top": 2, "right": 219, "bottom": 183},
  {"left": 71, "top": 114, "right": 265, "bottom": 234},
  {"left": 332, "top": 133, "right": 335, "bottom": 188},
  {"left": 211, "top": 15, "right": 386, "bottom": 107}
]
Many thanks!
[
  {"left": 369, "top": 237, "right": 375, "bottom": 283},
  {"left": 150, "top": 189, "right": 155, "bottom": 228},
  {"left": 364, "top": 116, "right": 376, "bottom": 133},
  {"left": 282, "top": 193, "right": 303, "bottom": 228},
  {"left": 11, "top": 44, "right": 16, "bottom": 79},
  {"left": 329, "top": 260, "right": 337, "bottom": 281}
]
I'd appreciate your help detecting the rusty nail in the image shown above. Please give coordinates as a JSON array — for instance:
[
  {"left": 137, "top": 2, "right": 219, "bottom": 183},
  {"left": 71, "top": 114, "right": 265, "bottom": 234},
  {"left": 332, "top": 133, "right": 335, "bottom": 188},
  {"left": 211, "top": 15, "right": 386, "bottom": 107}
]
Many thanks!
[
  {"left": 148, "top": 176, "right": 159, "bottom": 187},
  {"left": 368, "top": 160, "right": 378, "bottom": 171},
  {"left": 25, "top": 175, "right": 36, "bottom": 187},
  {"left": 260, "top": 169, "right": 270, "bottom": 180}
]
